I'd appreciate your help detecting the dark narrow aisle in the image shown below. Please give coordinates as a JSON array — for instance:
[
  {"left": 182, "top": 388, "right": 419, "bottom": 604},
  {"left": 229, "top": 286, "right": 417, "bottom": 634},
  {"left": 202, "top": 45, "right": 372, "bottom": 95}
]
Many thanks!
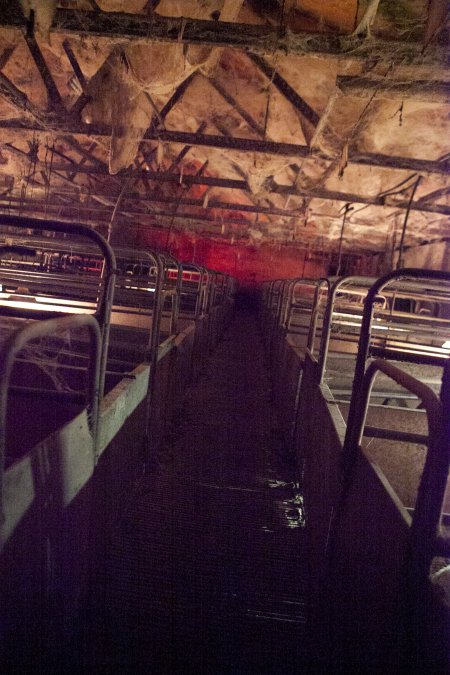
[{"left": 90, "top": 302, "right": 310, "bottom": 674}]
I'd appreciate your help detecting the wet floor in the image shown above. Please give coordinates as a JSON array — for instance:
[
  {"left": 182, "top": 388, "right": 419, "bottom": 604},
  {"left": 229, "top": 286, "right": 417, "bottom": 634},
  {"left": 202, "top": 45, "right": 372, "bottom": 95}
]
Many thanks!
[{"left": 88, "top": 302, "right": 310, "bottom": 674}]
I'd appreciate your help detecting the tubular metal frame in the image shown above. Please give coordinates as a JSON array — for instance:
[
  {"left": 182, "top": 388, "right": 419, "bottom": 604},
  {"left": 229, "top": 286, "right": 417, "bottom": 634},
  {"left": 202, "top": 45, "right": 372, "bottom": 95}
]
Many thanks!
[
  {"left": 0, "top": 313, "right": 102, "bottom": 524},
  {"left": 344, "top": 268, "right": 450, "bottom": 450},
  {"left": 317, "top": 275, "right": 376, "bottom": 384},
  {"left": 339, "top": 358, "right": 449, "bottom": 628},
  {"left": 0, "top": 215, "right": 116, "bottom": 398}
]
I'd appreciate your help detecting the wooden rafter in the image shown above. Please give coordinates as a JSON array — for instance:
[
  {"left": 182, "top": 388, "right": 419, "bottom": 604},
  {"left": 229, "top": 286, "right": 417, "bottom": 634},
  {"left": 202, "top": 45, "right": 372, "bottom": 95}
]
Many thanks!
[
  {"left": 4, "top": 143, "right": 80, "bottom": 190},
  {"left": 0, "top": 197, "right": 256, "bottom": 230},
  {"left": 0, "top": 45, "right": 16, "bottom": 70},
  {"left": 157, "top": 72, "right": 197, "bottom": 124},
  {"left": 62, "top": 39, "right": 87, "bottom": 91},
  {"left": 206, "top": 76, "right": 265, "bottom": 137},
  {"left": 248, "top": 53, "right": 320, "bottom": 127},
  {"left": 0, "top": 6, "right": 445, "bottom": 63},
  {"left": 415, "top": 186, "right": 450, "bottom": 204},
  {"left": 68, "top": 141, "right": 97, "bottom": 181},
  {"left": 133, "top": 193, "right": 303, "bottom": 218},
  {"left": 59, "top": 136, "right": 120, "bottom": 187},
  {"left": 270, "top": 180, "right": 450, "bottom": 216},
  {"left": 0, "top": 71, "right": 48, "bottom": 125},
  {"left": 0, "top": 196, "right": 441, "bottom": 252},
  {"left": 23, "top": 33, "right": 64, "bottom": 112},
  {"left": 166, "top": 122, "right": 207, "bottom": 171},
  {"left": 337, "top": 76, "right": 450, "bottom": 103},
  {"left": 3, "top": 149, "right": 448, "bottom": 216},
  {"left": 135, "top": 71, "right": 198, "bottom": 172},
  {"left": 0, "top": 116, "right": 448, "bottom": 176}
]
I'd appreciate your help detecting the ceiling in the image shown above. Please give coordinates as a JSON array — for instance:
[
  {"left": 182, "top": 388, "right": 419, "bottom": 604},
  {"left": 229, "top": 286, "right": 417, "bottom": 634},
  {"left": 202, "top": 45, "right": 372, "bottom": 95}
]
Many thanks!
[{"left": 0, "top": 0, "right": 448, "bottom": 272}]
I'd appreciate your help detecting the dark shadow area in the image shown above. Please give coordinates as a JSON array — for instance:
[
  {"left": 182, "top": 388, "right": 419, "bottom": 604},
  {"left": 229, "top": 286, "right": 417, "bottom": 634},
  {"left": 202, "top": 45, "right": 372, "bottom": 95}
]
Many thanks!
[{"left": 81, "top": 305, "right": 313, "bottom": 674}]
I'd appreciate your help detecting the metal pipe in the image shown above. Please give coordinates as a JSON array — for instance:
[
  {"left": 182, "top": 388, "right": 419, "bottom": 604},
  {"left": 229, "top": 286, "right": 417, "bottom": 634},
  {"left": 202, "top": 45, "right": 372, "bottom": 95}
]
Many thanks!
[
  {"left": 0, "top": 313, "right": 101, "bottom": 524},
  {"left": 317, "top": 275, "right": 376, "bottom": 384},
  {"left": 344, "top": 268, "right": 450, "bottom": 453},
  {"left": 0, "top": 245, "right": 37, "bottom": 259},
  {"left": 0, "top": 214, "right": 116, "bottom": 398}
]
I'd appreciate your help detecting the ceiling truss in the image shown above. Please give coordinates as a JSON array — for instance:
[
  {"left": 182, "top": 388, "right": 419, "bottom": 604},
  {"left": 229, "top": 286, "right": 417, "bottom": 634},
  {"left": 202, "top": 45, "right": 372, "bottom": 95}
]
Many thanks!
[{"left": 0, "top": 1, "right": 448, "bottom": 257}]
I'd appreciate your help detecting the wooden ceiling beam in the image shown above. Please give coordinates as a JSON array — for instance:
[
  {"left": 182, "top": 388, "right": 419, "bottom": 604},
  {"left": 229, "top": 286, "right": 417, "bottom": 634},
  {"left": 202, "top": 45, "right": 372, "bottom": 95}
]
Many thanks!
[
  {"left": 15, "top": 161, "right": 448, "bottom": 215},
  {"left": 40, "top": 164, "right": 249, "bottom": 189},
  {"left": 135, "top": 194, "right": 302, "bottom": 217},
  {"left": 0, "top": 71, "right": 49, "bottom": 125},
  {"left": 0, "top": 182, "right": 301, "bottom": 218},
  {"left": 0, "top": 116, "right": 447, "bottom": 175},
  {"left": 248, "top": 53, "right": 320, "bottom": 127},
  {"left": 337, "top": 76, "right": 450, "bottom": 103},
  {"left": 206, "top": 76, "right": 265, "bottom": 137},
  {"left": 0, "top": 197, "right": 440, "bottom": 253},
  {"left": 0, "top": 6, "right": 444, "bottom": 63},
  {"left": 23, "top": 33, "right": 65, "bottom": 112},
  {"left": 0, "top": 45, "right": 16, "bottom": 70},
  {"left": 166, "top": 121, "right": 207, "bottom": 171},
  {"left": 97, "top": 207, "right": 253, "bottom": 229},
  {"left": 270, "top": 180, "right": 450, "bottom": 216},
  {"left": 4, "top": 142, "right": 87, "bottom": 190},
  {"left": 157, "top": 71, "right": 197, "bottom": 124},
  {"left": 0, "top": 197, "right": 254, "bottom": 229},
  {"left": 415, "top": 186, "right": 450, "bottom": 204},
  {"left": 123, "top": 186, "right": 450, "bottom": 217},
  {"left": 62, "top": 39, "right": 87, "bottom": 91},
  {"left": 127, "top": 190, "right": 450, "bottom": 218}
]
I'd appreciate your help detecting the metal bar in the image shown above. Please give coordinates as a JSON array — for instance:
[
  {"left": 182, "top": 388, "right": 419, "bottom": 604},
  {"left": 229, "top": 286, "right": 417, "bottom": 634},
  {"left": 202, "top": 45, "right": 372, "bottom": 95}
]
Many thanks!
[
  {"left": 0, "top": 313, "right": 101, "bottom": 525},
  {"left": 0, "top": 244, "right": 36, "bottom": 258},
  {"left": 317, "top": 275, "right": 374, "bottom": 384},
  {"left": 341, "top": 358, "right": 448, "bottom": 602},
  {"left": 0, "top": 214, "right": 116, "bottom": 398},
  {"left": 344, "top": 268, "right": 450, "bottom": 463},
  {"left": 8, "top": 385, "right": 85, "bottom": 402},
  {"left": 363, "top": 426, "right": 428, "bottom": 444},
  {"left": 369, "top": 346, "right": 449, "bottom": 367}
]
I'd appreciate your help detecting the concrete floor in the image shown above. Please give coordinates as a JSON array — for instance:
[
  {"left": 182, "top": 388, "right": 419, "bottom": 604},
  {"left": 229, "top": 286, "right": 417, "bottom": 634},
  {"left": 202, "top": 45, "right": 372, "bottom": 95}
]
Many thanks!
[{"left": 87, "top": 301, "right": 311, "bottom": 674}]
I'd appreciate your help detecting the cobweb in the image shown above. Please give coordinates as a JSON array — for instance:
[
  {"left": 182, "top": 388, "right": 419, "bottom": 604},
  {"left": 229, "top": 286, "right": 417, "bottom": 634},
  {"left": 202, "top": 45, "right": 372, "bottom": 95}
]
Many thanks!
[{"left": 0, "top": 320, "right": 88, "bottom": 394}]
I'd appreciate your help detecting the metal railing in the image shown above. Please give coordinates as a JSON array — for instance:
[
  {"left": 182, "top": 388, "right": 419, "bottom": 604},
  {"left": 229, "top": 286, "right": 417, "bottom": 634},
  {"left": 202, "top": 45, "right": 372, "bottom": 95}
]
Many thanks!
[{"left": 0, "top": 314, "right": 101, "bottom": 524}]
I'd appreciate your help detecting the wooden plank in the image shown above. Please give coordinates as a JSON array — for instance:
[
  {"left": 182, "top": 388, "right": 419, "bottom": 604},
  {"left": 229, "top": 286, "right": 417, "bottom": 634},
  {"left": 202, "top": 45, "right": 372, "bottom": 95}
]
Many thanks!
[
  {"left": 0, "top": 6, "right": 444, "bottom": 63},
  {"left": 337, "top": 76, "right": 450, "bottom": 103},
  {"left": 0, "top": 117, "right": 447, "bottom": 175}
]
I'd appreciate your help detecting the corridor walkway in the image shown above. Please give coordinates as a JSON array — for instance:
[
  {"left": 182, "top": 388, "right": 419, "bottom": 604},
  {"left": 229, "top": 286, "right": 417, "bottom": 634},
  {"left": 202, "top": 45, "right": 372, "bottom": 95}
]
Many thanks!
[{"left": 90, "top": 301, "right": 310, "bottom": 674}]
